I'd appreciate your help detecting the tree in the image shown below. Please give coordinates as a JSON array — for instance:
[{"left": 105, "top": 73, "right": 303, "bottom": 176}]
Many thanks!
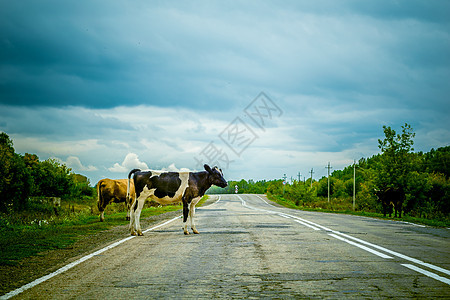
[
  {"left": 37, "top": 158, "right": 74, "bottom": 198},
  {"left": 423, "top": 146, "right": 450, "bottom": 177},
  {"left": 377, "top": 123, "right": 415, "bottom": 189},
  {"left": 0, "top": 133, "right": 32, "bottom": 212}
]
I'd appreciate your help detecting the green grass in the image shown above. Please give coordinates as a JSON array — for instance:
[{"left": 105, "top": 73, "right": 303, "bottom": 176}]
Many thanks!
[
  {"left": 0, "top": 202, "right": 183, "bottom": 266},
  {"left": 267, "top": 194, "right": 450, "bottom": 228},
  {"left": 0, "top": 195, "right": 214, "bottom": 266}
]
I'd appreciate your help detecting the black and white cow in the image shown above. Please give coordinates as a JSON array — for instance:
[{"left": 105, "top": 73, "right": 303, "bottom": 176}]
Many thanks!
[{"left": 127, "top": 164, "right": 227, "bottom": 236}]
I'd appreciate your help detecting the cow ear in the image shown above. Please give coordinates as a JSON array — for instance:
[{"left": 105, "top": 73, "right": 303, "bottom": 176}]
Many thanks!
[{"left": 204, "top": 164, "right": 212, "bottom": 173}]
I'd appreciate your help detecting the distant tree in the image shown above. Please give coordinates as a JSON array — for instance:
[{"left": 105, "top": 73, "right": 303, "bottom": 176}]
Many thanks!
[
  {"left": 423, "top": 146, "right": 450, "bottom": 177},
  {"left": 37, "top": 158, "right": 74, "bottom": 198},
  {"left": 70, "top": 173, "right": 95, "bottom": 198},
  {"left": 23, "top": 153, "right": 41, "bottom": 195},
  {"left": 377, "top": 123, "right": 415, "bottom": 190}
]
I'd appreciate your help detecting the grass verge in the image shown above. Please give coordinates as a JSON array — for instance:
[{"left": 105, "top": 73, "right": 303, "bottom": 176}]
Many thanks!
[
  {"left": 0, "top": 195, "right": 212, "bottom": 266},
  {"left": 0, "top": 202, "right": 183, "bottom": 266}
]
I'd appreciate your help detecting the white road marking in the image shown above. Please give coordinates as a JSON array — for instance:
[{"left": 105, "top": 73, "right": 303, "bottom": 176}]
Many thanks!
[
  {"left": 398, "top": 221, "right": 426, "bottom": 228},
  {"left": 241, "top": 194, "right": 450, "bottom": 284},
  {"left": 278, "top": 213, "right": 321, "bottom": 230},
  {"left": 212, "top": 195, "right": 221, "bottom": 205},
  {"left": 402, "top": 264, "right": 450, "bottom": 285},
  {"left": 0, "top": 216, "right": 180, "bottom": 300},
  {"left": 328, "top": 234, "right": 393, "bottom": 259},
  {"left": 333, "top": 231, "right": 450, "bottom": 276}
]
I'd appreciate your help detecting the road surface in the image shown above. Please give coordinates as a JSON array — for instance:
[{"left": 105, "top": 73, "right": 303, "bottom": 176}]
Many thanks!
[{"left": 6, "top": 194, "right": 450, "bottom": 299}]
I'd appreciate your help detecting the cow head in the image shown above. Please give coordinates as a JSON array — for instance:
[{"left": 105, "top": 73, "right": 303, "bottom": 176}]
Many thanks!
[{"left": 204, "top": 164, "right": 228, "bottom": 188}]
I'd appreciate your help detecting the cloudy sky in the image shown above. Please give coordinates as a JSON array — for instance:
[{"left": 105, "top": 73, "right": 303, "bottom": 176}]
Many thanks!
[{"left": 1, "top": 0, "right": 449, "bottom": 185}]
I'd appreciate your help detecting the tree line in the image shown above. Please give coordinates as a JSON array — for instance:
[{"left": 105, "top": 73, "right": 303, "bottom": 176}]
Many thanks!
[
  {"left": 0, "top": 133, "right": 94, "bottom": 213},
  {"left": 209, "top": 124, "right": 449, "bottom": 220}
]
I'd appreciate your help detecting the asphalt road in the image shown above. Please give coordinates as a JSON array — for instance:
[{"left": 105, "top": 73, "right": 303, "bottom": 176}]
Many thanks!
[{"left": 9, "top": 194, "right": 450, "bottom": 299}]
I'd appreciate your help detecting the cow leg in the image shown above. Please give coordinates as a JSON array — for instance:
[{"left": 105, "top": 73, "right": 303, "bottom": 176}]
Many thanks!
[
  {"left": 125, "top": 195, "right": 132, "bottom": 221},
  {"left": 126, "top": 200, "right": 131, "bottom": 221},
  {"left": 98, "top": 200, "right": 107, "bottom": 222},
  {"left": 396, "top": 203, "right": 402, "bottom": 218},
  {"left": 189, "top": 197, "right": 201, "bottom": 234},
  {"left": 98, "top": 203, "right": 108, "bottom": 222},
  {"left": 183, "top": 202, "right": 190, "bottom": 235},
  {"left": 129, "top": 197, "right": 144, "bottom": 236},
  {"left": 129, "top": 200, "right": 136, "bottom": 235},
  {"left": 134, "top": 198, "right": 146, "bottom": 236}
]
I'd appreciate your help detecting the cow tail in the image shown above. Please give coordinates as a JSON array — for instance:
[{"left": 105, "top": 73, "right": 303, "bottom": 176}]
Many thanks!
[
  {"left": 127, "top": 169, "right": 140, "bottom": 204},
  {"left": 97, "top": 180, "right": 103, "bottom": 212}
]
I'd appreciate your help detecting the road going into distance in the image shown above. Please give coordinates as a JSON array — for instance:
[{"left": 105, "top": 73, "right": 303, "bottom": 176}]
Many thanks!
[{"left": 6, "top": 194, "right": 450, "bottom": 299}]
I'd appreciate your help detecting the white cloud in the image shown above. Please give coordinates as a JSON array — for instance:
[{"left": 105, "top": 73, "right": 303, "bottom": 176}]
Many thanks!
[
  {"left": 108, "top": 153, "right": 149, "bottom": 173},
  {"left": 162, "top": 163, "right": 191, "bottom": 172},
  {"left": 11, "top": 136, "right": 101, "bottom": 157},
  {"left": 63, "top": 156, "right": 98, "bottom": 172}
]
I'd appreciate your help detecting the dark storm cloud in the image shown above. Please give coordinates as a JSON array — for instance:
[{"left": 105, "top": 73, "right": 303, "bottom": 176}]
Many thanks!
[
  {"left": 0, "top": 105, "right": 133, "bottom": 140},
  {"left": 1, "top": 1, "right": 164, "bottom": 108},
  {"left": 2, "top": 0, "right": 449, "bottom": 111}
]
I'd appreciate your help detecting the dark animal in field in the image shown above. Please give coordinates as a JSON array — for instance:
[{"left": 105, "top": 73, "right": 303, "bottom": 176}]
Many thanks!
[
  {"left": 127, "top": 164, "right": 227, "bottom": 236},
  {"left": 375, "top": 187, "right": 405, "bottom": 218},
  {"left": 97, "top": 178, "right": 135, "bottom": 221}
]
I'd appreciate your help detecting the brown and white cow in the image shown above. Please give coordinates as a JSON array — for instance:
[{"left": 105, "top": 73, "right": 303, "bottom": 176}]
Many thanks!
[
  {"left": 97, "top": 178, "right": 136, "bottom": 222},
  {"left": 127, "top": 164, "right": 227, "bottom": 236}
]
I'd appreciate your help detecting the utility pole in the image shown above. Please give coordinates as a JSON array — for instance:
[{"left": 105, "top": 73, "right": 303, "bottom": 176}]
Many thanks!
[
  {"left": 297, "top": 172, "right": 301, "bottom": 183},
  {"left": 309, "top": 168, "right": 314, "bottom": 188},
  {"left": 353, "top": 160, "right": 356, "bottom": 211},
  {"left": 283, "top": 173, "right": 287, "bottom": 195},
  {"left": 326, "top": 162, "right": 332, "bottom": 203}
]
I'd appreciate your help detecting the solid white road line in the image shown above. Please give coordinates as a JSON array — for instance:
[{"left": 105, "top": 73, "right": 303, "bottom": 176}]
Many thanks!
[
  {"left": 328, "top": 233, "right": 393, "bottom": 259},
  {"left": 0, "top": 216, "right": 180, "bottom": 300},
  {"left": 402, "top": 264, "right": 450, "bottom": 285}
]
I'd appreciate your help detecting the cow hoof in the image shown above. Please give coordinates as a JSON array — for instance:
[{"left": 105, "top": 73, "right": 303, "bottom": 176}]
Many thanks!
[
  {"left": 184, "top": 231, "right": 190, "bottom": 235},
  {"left": 131, "top": 231, "right": 137, "bottom": 236},
  {"left": 192, "top": 229, "right": 199, "bottom": 234},
  {"left": 137, "top": 231, "right": 143, "bottom": 236}
]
